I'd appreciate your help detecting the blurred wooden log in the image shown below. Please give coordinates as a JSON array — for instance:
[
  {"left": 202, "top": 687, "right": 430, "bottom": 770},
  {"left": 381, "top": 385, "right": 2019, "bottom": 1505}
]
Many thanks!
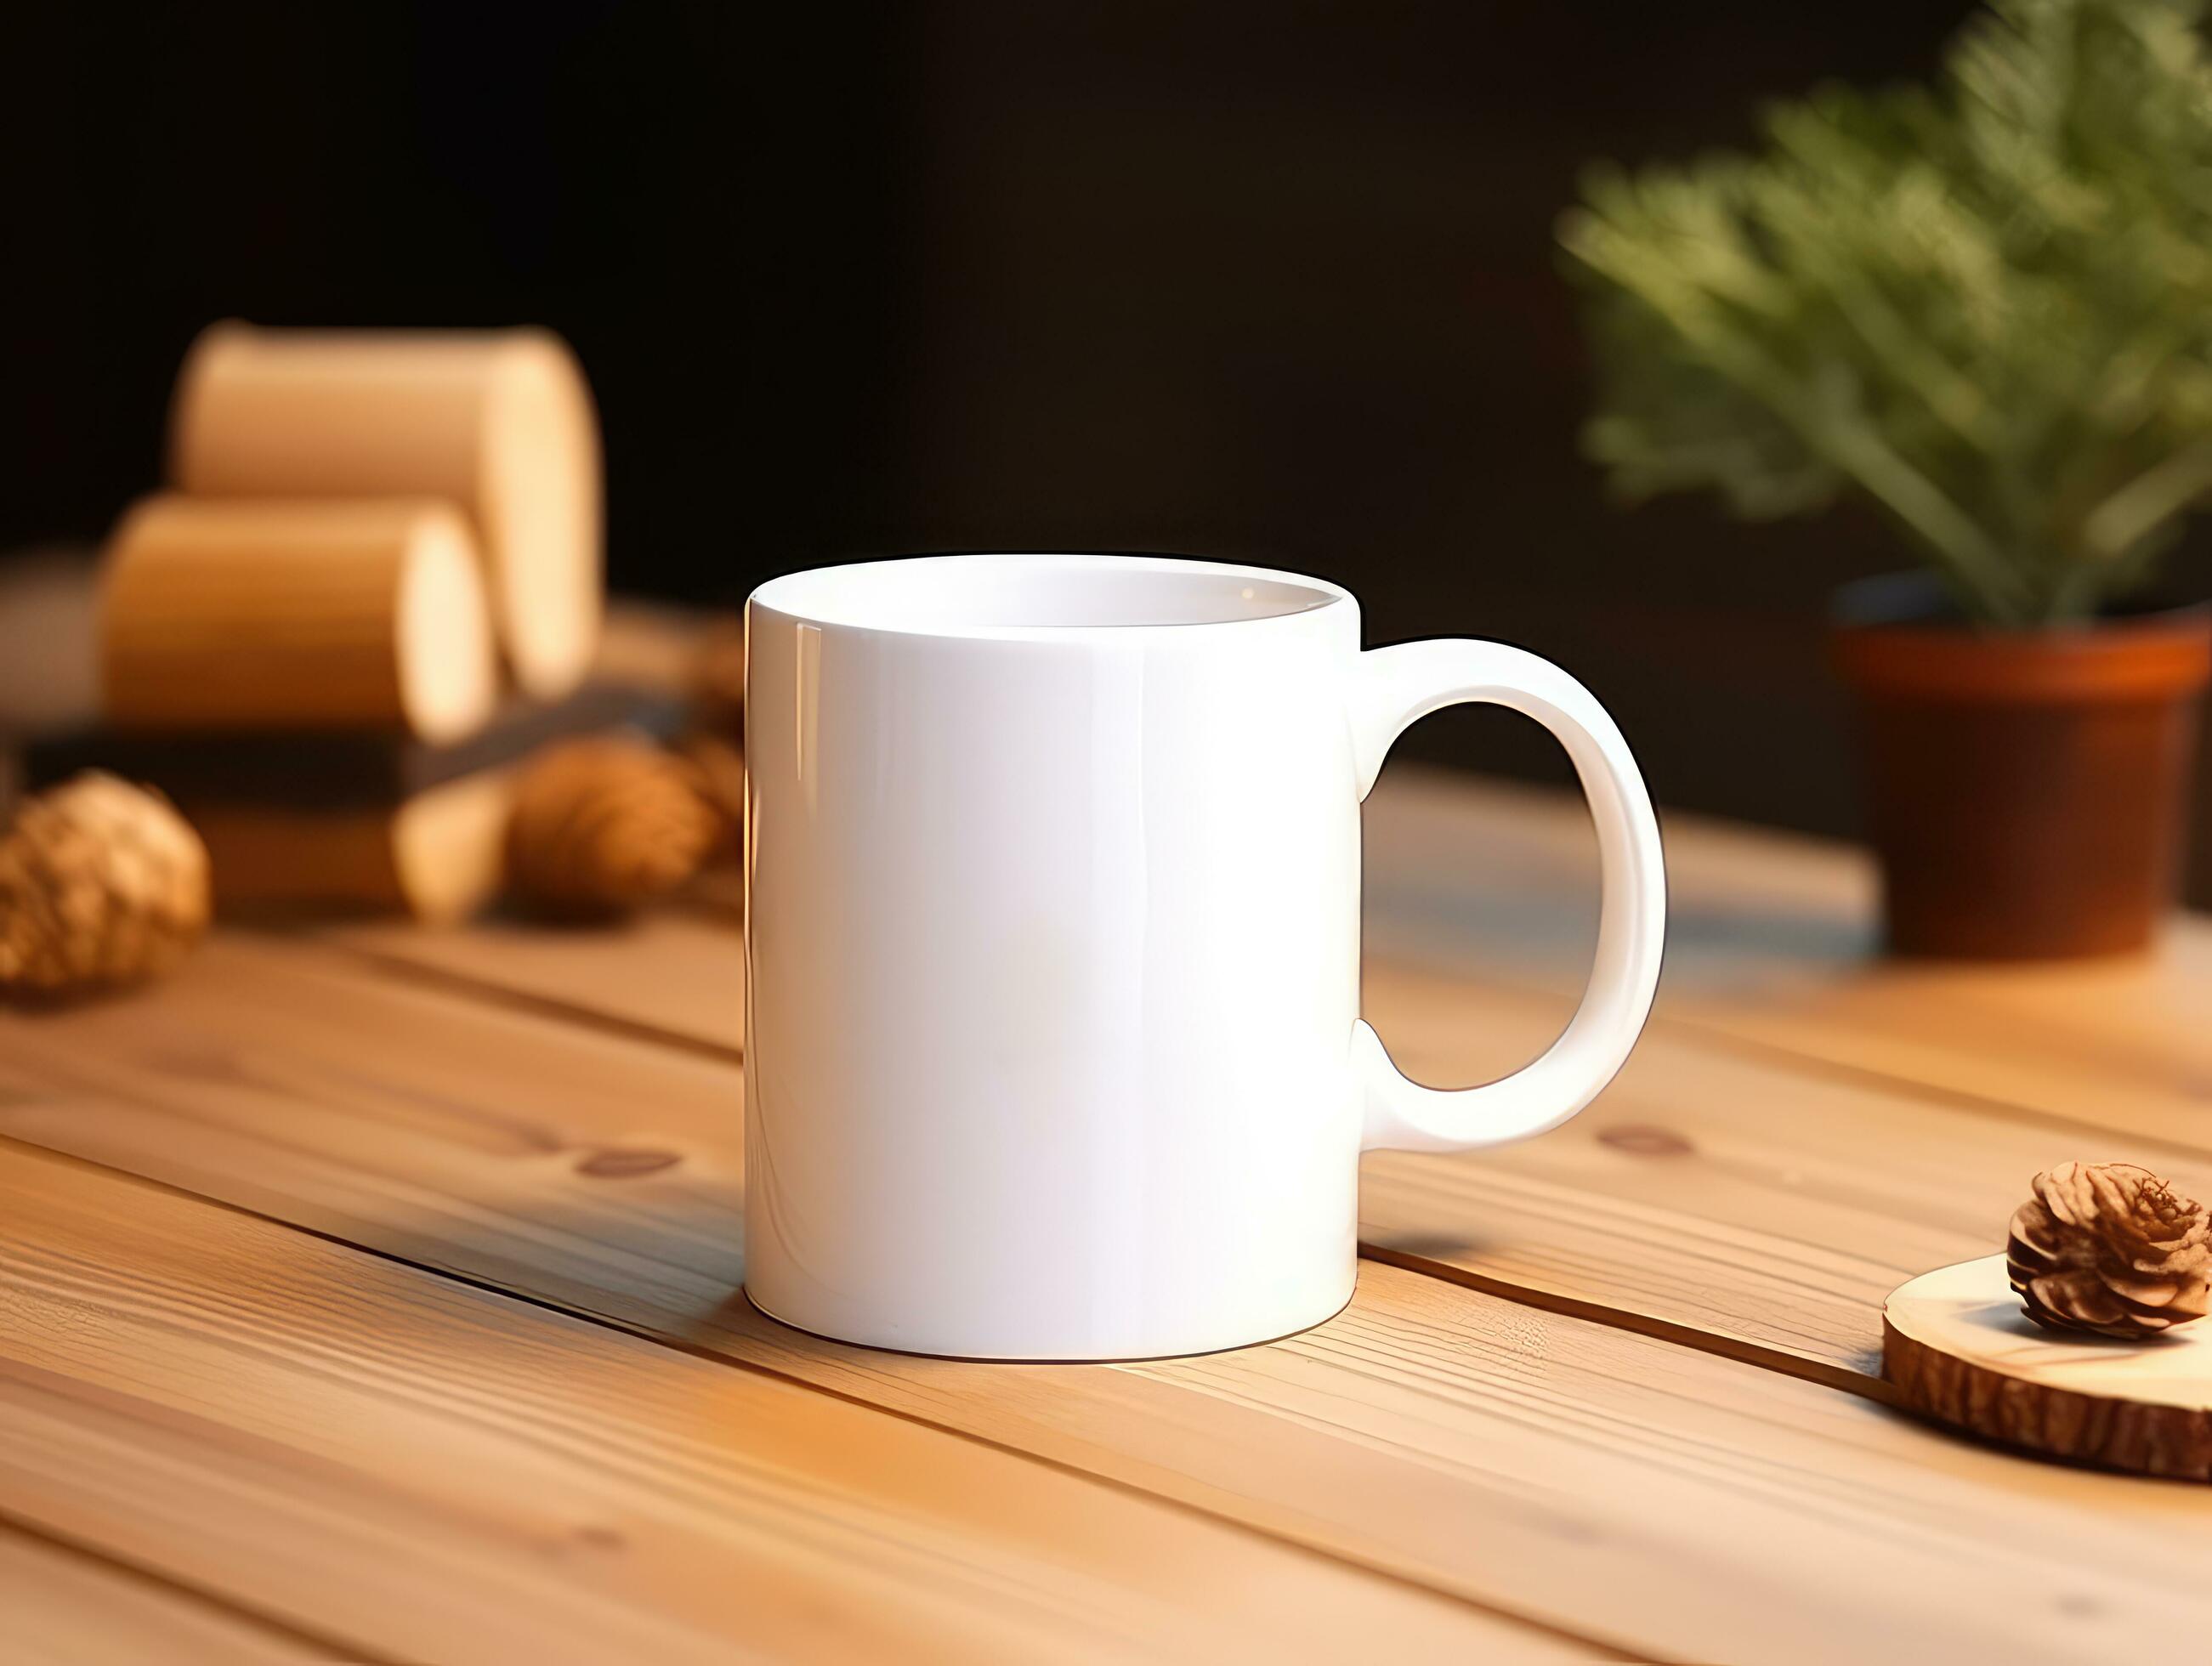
[
  {"left": 170, "top": 323, "right": 602, "bottom": 699},
  {"left": 100, "top": 496, "right": 498, "bottom": 743},
  {"left": 189, "top": 769, "right": 514, "bottom": 923}
]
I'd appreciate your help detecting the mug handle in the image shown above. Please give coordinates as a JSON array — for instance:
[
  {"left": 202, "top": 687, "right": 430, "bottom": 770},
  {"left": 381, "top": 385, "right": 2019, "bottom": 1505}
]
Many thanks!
[{"left": 1349, "top": 640, "right": 1667, "bottom": 1153}]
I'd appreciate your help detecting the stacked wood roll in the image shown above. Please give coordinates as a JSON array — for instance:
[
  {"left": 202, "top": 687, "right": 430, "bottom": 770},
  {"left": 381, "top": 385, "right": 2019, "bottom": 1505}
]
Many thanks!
[
  {"left": 101, "top": 496, "right": 498, "bottom": 745},
  {"left": 184, "top": 770, "right": 517, "bottom": 925},
  {"left": 169, "top": 323, "right": 602, "bottom": 699},
  {"left": 77, "top": 321, "right": 608, "bottom": 920}
]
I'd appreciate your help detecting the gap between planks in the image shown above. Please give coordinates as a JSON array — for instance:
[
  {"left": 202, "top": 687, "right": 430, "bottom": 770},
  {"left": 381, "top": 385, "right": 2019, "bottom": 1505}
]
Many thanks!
[
  {"left": 296, "top": 923, "right": 746, "bottom": 1067},
  {"left": 0, "top": 1131, "right": 1625, "bottom": 1664},
  {"left": 0, "top": 1505, "right": 366, "bottom": 1663},
  {"left": 0, "top": 1136, "right": 1597, "bottom": 1665},
  {"left": 9, "top": 939, "right": 2211, "bottom": 1660},
  {"left": 306, "top": 909, "right": 2212, "bottom": 1401},
  {"left": 1385, "top": 947, "right": 2212, "bottom": 1172},
  {"left": 308, "top": 919, "right": 1871, "bottom": 1390},
  {"left": 319, "top": 851, "right": 2212, "bottom": 1167},
  {"left": 319, "top": 762, "right": 2212, "bottom": 1154},
  {"left": 1360, "top": 765, "right": 2212, "bottom": 1149}
]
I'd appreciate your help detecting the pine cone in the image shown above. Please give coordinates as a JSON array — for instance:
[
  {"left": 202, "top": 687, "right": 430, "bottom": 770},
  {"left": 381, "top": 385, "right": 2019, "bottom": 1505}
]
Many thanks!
[
  {"left": 2008, "top": 1162, "right": 2212, "bottom": 1338},
  {"left": 0, "top": 772, "right": 210, "bottom": 999},
  {"left": 506, "top": 737, "right": 718, "bottom": 918},
  {"left": 689, "top": 618, "right": 746, "bottom": 739},
  {"left": 676, "top": 729, "right": 745, "bottom": 864}
]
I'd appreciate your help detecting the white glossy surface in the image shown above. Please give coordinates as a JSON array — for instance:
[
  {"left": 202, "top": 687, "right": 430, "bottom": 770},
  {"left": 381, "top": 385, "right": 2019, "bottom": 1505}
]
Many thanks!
[{"left": 745, "top": 553, "right": 1665, "bottom": 1359}]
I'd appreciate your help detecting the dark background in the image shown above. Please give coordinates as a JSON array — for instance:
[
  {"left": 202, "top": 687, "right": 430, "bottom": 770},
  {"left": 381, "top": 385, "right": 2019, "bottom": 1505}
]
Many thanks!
[{"left": 9, "top": 1, "right": 2210, "bottom": 893}]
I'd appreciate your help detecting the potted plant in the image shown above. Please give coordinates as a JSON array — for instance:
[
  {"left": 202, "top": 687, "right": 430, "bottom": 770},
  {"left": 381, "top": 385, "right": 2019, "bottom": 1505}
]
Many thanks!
[{"left": 1560, "top": 0, "right": 2212, "bottom": 957}]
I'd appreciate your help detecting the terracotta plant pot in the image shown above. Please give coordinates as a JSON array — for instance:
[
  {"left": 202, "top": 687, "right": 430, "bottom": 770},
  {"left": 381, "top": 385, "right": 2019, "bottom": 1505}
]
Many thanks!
[{"left": 1830, "top": 575, "right": 2212, "bottom": 960}]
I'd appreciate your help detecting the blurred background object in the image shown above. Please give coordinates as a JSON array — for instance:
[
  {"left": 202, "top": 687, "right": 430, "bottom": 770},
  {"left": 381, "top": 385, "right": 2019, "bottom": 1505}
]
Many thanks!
[
  {"left": 0, "top": 772, "right": 209, "bottom": 1000},
  {"left": 11, "top": 320, "right": 704, "bottom": 926},
  {"left": 171, "top": 324, "right": 602, "bottom": 698},
  {"left": 7, "top": 1, "right": 2212, "bottom": 904},
  {"left": 1563, "top": 0, "right": 2212, "bottom": 955},
  {"left": 32, "top": 321, "right": 629, "bottom": 924},
  {"left": 1565, "top": 0, "right": 2212, "bottom": 633},
  {"left": 99, "top": 494, "right": 497, "bottom": 743},
  {"left": 504, "top": 734, "right": 720, "bottom": 919}
]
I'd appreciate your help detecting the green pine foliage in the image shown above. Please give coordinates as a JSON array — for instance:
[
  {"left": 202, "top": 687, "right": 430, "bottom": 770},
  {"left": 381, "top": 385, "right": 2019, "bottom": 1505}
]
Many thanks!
[{"left": 1561, "top": 0, "right": 2212, "bottom": 626}]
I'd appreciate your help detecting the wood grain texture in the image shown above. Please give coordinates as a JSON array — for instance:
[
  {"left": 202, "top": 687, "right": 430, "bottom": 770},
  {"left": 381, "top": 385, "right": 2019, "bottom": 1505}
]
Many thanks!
[
  {"left": 5, "top": 938, "right": 2210, "bottom": 1661},
  {"left": 0, "top": 569, "right": 702, "bottom": 749},
  {"left": 189, "top": 769, "right": 514, "bottom": 925},
  {"left": 314, "top": 763, "right": 2212, "bottom": 1152},
  {"left": 309, "top": 886, "right": 2212, "bottom": 1391},
  {"left": 0, "top": 1140, "right": 1541, "bottom": 1666},
  {"left": 1355, "top": 956, "right": 2212, "bottom": 1385},
  {"left": 319, "top": 908, "right": 743, "bottom": 1059},
  {"left": 99, "top": 495, "right": 497, "bottom": 743},
  {"left": 1885, "top": 1255, "right": 2212, "bottom": 1481},
  {"left": 0, "top": 1517, "right": 318, "bottom": 1664},
  {"left": 1363, "top": 766, "right": 2212, "bottom": 1145},
  {"left": 298, "top": 768, "right": 2212, "bottom": 1401},
  {"left": 170, "top": 324, "right": 603, "bottom": 700}
]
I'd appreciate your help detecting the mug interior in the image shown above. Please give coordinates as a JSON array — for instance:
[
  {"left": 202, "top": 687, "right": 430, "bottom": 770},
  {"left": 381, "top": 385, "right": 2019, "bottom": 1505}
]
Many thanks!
[{"left": 751, "top": 553, "right": 1344, "bottom": 634}]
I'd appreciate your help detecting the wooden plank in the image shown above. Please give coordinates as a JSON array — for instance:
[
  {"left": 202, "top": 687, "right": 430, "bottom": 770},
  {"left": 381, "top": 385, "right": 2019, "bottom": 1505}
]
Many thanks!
[
  {"left": 0, "top": 1139, "right": 1541, "bottom": 1665},
  {"left": 315, "top": 910, "right": 744, "bottom": 1060},
  {"left": 318, "top": 766, "right": 2212, "bottom": 1151},
  {"left": 4, "top": 938, "right": 2209, "bottom": 1661},
  {"left": 305, "top": 833, "right": 2212, "bottom": 1389},
  {"left": 316, "top": 889, "right": 2212, "bottom": 1380},
  {"left": 0, "top": 1517, "right": 316, "bottom": 1663},
  {"left": 1356, "top": 956, "right": 2212, "bottom": 1386},
  {"left": 315, "top": 893, "right": 2212, "bottom": 1392},
  {"left": 1362, "top": 766, "right": 2212, "bottom": 1144}
]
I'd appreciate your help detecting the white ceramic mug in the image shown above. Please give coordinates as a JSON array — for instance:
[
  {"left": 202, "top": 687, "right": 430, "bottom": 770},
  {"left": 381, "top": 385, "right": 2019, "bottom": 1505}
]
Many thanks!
[{"left": 743, "top": 553, "right": 1665, "bottom": 1360}]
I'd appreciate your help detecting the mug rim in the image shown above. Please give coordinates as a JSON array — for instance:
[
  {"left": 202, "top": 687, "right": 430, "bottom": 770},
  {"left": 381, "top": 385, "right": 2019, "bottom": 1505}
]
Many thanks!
[{"left": 748, "top": 552, "right": 1353, "bottom": 642}]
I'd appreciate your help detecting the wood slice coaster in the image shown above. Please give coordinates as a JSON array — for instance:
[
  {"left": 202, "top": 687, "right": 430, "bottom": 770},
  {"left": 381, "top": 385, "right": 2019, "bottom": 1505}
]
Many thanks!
[{"left": 1884, "top": 1255, "right": 2212, "bottom": 1481}]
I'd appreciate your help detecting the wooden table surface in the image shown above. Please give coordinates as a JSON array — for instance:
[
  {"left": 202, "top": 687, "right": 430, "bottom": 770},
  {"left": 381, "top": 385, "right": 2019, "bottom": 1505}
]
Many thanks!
[{"left": 5, "top": 739, "right": 2212, "bottom": 1658}]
